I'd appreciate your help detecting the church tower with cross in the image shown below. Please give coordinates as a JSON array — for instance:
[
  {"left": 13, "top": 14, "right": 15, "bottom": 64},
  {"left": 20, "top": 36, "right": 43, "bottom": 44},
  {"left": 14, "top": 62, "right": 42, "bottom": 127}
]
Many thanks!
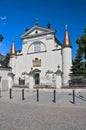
[
  {"left": 62, "top": 25, "right": 72, "bottom": 86},
  {"left": 9, "top": 22, "right": 72, "bottom": 89}
]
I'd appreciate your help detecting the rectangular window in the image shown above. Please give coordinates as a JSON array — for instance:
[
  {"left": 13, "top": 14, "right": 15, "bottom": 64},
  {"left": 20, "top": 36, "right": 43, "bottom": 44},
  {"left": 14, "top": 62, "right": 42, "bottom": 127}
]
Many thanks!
[{"left": 34, "top": 43, "right": 41, "bottom": 52}]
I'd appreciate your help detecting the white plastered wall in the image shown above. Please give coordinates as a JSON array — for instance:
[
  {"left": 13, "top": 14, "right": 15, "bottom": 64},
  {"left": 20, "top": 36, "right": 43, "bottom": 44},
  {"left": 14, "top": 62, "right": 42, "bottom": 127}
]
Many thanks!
[
  {"left": 12, "top": 34, "right": 63, "bottom": 88},
  {"left": 62, "top": 47, "right": 72, "bottom": 86}
]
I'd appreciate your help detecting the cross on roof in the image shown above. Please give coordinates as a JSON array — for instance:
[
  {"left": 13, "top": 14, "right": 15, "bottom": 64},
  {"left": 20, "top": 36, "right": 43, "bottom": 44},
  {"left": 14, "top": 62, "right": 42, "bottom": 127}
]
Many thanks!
[{"left": 36, "top": 18, "right": 39, "bottom": 26}]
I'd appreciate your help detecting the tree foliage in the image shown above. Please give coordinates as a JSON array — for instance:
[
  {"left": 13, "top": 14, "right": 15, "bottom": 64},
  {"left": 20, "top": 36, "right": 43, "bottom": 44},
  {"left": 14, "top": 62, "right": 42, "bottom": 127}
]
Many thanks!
[
  {"left": 76, "top": 27, "right": 86, "bottom": 61},
  {"left": 3, "top": 53, "right": 10, "bottom": 67},
  {"left": 70, "top": 27, "right": 86, "bottom": 77},
  {"left": 0, "top": 34, "right": 4, "bottom": 42},
  {"left": 69, "top": 28, "right": 86, "bottom": 86}
]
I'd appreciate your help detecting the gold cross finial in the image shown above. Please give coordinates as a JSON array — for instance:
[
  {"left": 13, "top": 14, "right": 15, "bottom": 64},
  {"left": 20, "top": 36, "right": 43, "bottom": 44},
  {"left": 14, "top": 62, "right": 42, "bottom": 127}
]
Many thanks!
[
  {"left": 36, "top": 18, "right": 38, "bottom": 26},
  {"left": 65, "top": 24, "right": 68, "bottom": 31}
]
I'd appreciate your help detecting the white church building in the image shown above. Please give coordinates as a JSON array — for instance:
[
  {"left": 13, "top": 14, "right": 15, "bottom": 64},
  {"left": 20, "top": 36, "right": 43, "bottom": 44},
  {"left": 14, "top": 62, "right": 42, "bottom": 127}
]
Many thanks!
[{"left": 9, "top": 23, "right": 72, "bottom": 89}]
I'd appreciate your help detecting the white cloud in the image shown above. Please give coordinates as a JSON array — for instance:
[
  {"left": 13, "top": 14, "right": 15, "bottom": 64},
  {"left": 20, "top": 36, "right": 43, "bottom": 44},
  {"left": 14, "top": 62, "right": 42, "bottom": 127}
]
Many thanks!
[{"left": 0, "top": 16, "right": 7, "bottom": 20}]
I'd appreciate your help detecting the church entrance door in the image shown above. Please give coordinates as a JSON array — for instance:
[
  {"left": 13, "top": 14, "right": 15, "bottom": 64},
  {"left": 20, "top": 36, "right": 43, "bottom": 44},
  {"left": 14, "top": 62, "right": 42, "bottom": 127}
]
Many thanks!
[{"left": 35, "top": 73, "right": 40, "bottom": 85}]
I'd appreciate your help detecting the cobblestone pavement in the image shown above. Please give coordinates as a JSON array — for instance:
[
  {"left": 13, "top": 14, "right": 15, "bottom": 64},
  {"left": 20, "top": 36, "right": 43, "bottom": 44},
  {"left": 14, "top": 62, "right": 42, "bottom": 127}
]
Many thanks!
[
  {"left": 0, "top": 99, "right": 86, "bottom": 130},
  {"left": 0, "top": 89, "right": 86, "bottom": 130}
]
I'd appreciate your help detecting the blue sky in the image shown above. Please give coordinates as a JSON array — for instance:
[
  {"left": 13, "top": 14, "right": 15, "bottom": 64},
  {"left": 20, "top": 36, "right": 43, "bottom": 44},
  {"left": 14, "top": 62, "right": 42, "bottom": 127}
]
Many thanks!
[{"left": 0, "top": 0, "right": 86, "bottom": 59}]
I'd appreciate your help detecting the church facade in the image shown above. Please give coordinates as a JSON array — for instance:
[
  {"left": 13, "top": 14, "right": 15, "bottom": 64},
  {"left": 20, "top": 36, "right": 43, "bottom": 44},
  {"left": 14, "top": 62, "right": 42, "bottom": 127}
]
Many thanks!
[{"left": 9, "top": 24, "right": 72, "bottom": 89}]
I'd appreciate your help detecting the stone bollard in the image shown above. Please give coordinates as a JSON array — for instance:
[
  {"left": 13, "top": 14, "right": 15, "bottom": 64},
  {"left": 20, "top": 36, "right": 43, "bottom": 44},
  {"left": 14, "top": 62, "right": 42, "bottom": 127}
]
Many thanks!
[
  {"left": 37, "top": 89, "right": 39, "bottom": 102},
  {"left": 22, "top": 89, "right": 24, "bottom": 100},
  {"left": 9, "top": 88, "right": 12, "bottom": 99},
  {"left": 73, "top": 90, "right": 75, "bottom": 104},
  {"left": 53, "top": 89, "right": 56, "bottom": 103}
]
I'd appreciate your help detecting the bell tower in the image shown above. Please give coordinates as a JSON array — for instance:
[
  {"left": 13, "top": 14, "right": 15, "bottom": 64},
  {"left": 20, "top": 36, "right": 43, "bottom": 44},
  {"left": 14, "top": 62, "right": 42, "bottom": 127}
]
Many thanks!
[
  {"left": 9, "top": 40, "right": 16, "bottom": 74},
  {"left": 62, "top": 25, "right": 72, "bottom": 86}
]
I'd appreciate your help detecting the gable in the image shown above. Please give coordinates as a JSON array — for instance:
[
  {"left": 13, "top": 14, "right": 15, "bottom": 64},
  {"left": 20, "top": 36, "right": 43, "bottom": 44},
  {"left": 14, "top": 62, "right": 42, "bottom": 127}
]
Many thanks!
[
  {"left": 21, "top": 25, "right": 55, "bottom": 39},
  {"left": 29, "top": 29, "right": 44, "bottom": 35}
]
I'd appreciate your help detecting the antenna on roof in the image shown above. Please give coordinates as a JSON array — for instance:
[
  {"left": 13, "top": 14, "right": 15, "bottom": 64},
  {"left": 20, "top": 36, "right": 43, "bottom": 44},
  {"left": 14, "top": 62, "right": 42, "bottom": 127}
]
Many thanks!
[{"left": 36, "top": 18, "right": 39, "bottom": 26}]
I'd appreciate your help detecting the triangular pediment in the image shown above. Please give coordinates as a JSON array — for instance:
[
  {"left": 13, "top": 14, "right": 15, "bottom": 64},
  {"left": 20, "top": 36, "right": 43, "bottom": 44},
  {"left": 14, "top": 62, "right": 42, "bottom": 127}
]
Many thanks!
[{"left": 21, "top": 25, "right": 55, "bottom": 39}]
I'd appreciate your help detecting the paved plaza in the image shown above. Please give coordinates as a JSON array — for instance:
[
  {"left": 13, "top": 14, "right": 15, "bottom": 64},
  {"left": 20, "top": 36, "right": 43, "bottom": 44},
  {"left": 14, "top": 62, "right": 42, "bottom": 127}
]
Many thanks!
[
  {"left": 1, "top": 88, "right": 86, "bottom": 106},
  {"left": 0, "top": 89, "right": 86, "bottom": 130}
]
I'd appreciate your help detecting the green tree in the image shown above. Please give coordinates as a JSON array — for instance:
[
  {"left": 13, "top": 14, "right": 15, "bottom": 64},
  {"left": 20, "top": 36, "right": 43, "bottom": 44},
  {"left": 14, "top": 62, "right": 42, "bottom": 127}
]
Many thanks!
[
  {"left": 0, "top": 34, "right": 4, "bottom": 42},
  {"left": 3, "top": 53, "right": 10, "bottom": 67},
  {"left": 71, "top": 28, "right": 86, "bottom": 76},
  {"left": 70, "top": 28, "right": 86, "bottom": 86},
  {"left": 70, "top": 49, "right": 82, "bottom": 76},
  {"left": 76, "top": 27, "right": 86, "bottom": 61}
]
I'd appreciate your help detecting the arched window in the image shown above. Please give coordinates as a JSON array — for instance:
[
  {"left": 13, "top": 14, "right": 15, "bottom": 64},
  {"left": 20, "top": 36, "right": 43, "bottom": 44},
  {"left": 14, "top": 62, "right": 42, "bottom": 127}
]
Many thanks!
[
  {"left": 27, "top": 41, "right": 47, "bottom": 54},
  {"left": 34, "top": 42, "right": 41, "bottom": 52}
]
